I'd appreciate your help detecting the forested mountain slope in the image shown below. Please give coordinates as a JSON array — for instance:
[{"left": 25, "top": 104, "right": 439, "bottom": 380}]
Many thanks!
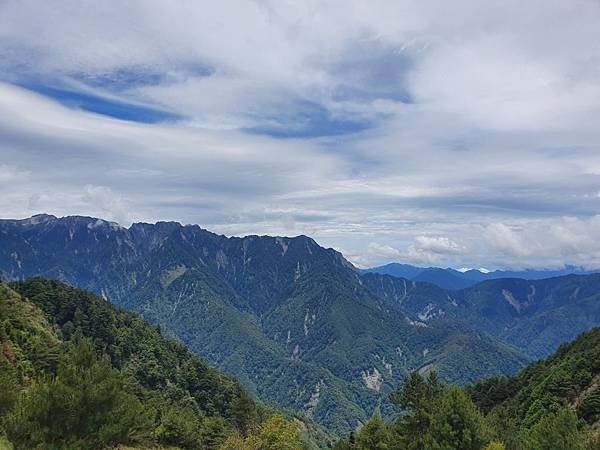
[
  {"left": 0, "top": 214, "right": 532, "bottom": 435},
  {"left": 361, "top": 272, "right": 600, "bottom": 359},
  {"left": 5, "top": 215, "right": 599, "bottom": 434},
  {"left": 468, "top": 327, "right": 600, "bottom": 427},
  {"left": 0, "top": 278, "right": 310, "bottom": 449},
  {"left": 336, "top": 328, "right": 600, "bottom": 450}
]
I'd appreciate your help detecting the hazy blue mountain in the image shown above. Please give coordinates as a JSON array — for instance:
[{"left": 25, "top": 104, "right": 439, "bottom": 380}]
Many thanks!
[
  {"left": 365, "top": 262, "right": 599, "bottom": 289},
  {"left": 0, "top": 214, "right": 532, "bottom": 435},
  {"left": 361, "top": 263, "right": 424, "bottom": 280},
  {"left": 412, "top": 268, "right": 475, "bottom": 290},
  {"left": 363, "top": 264, "right": 484, "bottom": 289}
]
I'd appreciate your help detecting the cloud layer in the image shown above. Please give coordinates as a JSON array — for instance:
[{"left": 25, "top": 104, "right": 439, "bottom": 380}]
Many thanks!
[{"left": 1, "top": 0, "right": 600, "bottom": 269}]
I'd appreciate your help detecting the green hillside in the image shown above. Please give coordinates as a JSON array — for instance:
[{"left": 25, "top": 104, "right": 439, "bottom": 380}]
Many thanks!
[
  {"left": 0, "top": 215, "right": 532, "bottom": 435},
  {"left": 0, "top": 278, "right": 308, "bottom": 450},
  {"left": 335, "top": 328, "right": 600, "bottom": 449},
  {"left": 467, "top": 327, "right": 600, "bottom": 448}
]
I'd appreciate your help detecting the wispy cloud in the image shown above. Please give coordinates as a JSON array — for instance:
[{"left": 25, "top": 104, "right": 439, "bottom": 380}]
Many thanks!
[{"left": 1, "top": 1, "right": 600, "bottom": 269}]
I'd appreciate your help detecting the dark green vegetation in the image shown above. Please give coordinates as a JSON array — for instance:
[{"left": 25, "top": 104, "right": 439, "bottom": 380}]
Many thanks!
[
  {"left": 0, "top": 215, "right": 599, "bottom": 436},
  {"left": 0, "top": 215, "right": 533, "bottom": 435},
  {"left": 335, "top": 328, "right": 600, "bottom": 449},
  {"left": 362, "top": 272, "right": 600, "bottom": 359},
  {"left": 0, "top": 278, "right": 308, "bottom": 449}
]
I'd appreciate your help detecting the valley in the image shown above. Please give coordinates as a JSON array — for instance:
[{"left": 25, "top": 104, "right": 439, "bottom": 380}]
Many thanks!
[{"left": 1, "top": 214, "right": 598, "bottom": 438}]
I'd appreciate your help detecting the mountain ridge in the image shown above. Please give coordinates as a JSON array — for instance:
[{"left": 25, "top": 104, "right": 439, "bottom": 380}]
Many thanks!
[
  {"left": 364, "top": 261, "right": 600, "bottom": 290},
  {"left": 2, "top": 214, "right": 599, "bottom": 435}
]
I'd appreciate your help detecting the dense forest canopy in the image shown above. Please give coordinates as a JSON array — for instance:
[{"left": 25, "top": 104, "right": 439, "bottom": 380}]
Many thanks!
[
  {"left": 334, "top": 328, "right": 600, "bottom": 450},
  {"left": 0, "top": 278, "right": 310, "bottom": 449},
  {"left": 1, "top": 277, "right": 599, "bottom": 449}
]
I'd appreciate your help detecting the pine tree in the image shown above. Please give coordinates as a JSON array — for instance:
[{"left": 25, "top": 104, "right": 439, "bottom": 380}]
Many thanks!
[
  {"left": 522, "top": 408, "right": 584, "bottom": 450},
  {"left": 354, "top": 413, "right": 394, "bottom": 450},
  {"left": 5, "top": 339, "right": 153, "bottom": 449},
  {"left": 391, "top": 371, "right": 443, "bottom": 450},
  {"left": 424, "top": 387, "right": 489, "bottom": 450}
]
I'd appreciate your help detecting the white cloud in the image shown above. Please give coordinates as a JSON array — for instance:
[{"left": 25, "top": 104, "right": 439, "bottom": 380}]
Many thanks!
[
  {"left": 0, "top": 164, "right": 29, "bottom": 186},
  {"left": 368, "top": 243, "right": 403, "bottom": 260},
  {"left": 413, "top": 236, "right": 465, "bottom": 255},
  {"left": 368, "top": 236, "right": 465, "bottom": 266},
  {"left": 82, "top": 185, "right": 132, "bottom": 227},
  {"left": 483, "top": 216, "right": 600, "bottom": 269},
  {"left": 1, "top": 1, "right": 600, "bottom": 270},
  {"left": 402, "top": 236, "right": 465, "bottom": 265}
]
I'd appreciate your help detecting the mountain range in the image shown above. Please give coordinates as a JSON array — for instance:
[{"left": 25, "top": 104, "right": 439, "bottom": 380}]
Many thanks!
[
  {"left": 364, "top": 262, "right": 600, "bottom": 290},
  {"left": 1, "top": 214, "right": 599, "bottom": 436}
]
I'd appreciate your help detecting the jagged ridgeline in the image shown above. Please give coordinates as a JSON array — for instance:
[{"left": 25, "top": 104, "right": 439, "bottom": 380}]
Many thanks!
[
  {"left": 0, "top": 278, "right": 314, "bottom": 450},
  {"left": 0, "top": 215, "right": 535, "bottom": 435},
  {"left": 334, "top": 328, "right": 600, "bottom": 450}
]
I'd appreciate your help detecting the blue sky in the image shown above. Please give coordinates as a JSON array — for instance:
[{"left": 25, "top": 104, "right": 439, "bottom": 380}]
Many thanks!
[{"left": 1, "top": 0, "right": 600, "bottom": 269}]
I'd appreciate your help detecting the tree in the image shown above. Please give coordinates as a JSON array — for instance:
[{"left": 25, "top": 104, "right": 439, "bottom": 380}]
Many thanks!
[
  {"left": 0, "top": 352, "right": 18, "bottom": 419},
  {"left": 354, "top": 413, "right": 395, "bottom": 450},
  {"left": 229, "top": 390, "right": 259, "bottom": 435},
  {"left": 391, "top": 371, "right": 443, "bottom": 450},
  {"left": 578, "top": 389, "right": 600, "bottom": 424},
  {"left": 522, "top": 408, "right": 584, "bottom": 450},
  {"left": 154, "top": 405, "right": 203, "bottom": 448},
  {"left": 220, "top": 431, "right": 250, "bottom": 450},
  {"left": 220, "top": 415, "right": 304, "bottom": 450},
  {"left": 424, "top": 387, "right": 489, "bottom": 450},
  {"left": 5, "top": 339, "right": 153, "bottom": 449}
]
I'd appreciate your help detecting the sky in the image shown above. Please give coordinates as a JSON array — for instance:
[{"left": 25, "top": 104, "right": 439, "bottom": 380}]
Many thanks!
[{"left": 1, "top": 0, "right": 600, "bottom": 269}]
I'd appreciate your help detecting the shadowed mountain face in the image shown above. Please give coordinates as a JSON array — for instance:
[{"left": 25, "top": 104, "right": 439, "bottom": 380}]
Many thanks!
[
  {"left": 2, "top": 215, "right": 598, "bottom": 434},
  {"left": 360, "top": 272, "right": 600, "bottom": 359}
]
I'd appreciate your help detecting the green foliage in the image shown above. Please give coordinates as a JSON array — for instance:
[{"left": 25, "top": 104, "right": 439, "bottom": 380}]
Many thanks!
[
  {"left": 154, "top": 405, "right": 205, "bottom": 448},
  {"left": 475, "top": 330, "right": 600, "bottom": 449},
  {"left": 219, "top": 415, "right": 304, "bottom": 450},
  {"left": 521, "top": 408, "right": 583, "bottom": 450},
  {"left": 4, "top": 340, "right": 152, "bottom": 449},
  {"left": 335, "top": 371, "right": 491, "bottom": 450},
  {"left": 482, "top": 443, "right": 505, "bottom": 450},
  {"left": 353, "top": 414, "right": 395, "bottom": 450},
  {"left": 10, "top": 277, "right": 261, "bottom": 429},
  {"left": 578, "top": 388, "right": 600, "bottom": 423},
  {"left": 0, "top": 279, "right": 276, "bottom": 449},
  {"left": 0, "top": 355, "right": 18, "bottom": 418},
  {"left": 468, "top": 328, "right": 600, "bottom": 436},
  {"left": 424, "top": 387, "right": 489, "bottom": 450},
  {"left": 339, "top": 329, "right": 600, "bottom": 450},
  {"left": 390, "top": 371, "right": 443, "bottom": 450}
]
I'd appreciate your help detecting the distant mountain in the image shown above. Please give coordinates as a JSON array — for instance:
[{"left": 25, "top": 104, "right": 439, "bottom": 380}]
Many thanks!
[
  {"left": 412, "top": 267, "right": 474, "bottom": 290},
  {"left": 364, "top": 262, "right": 599, "bottom": 290},
  {"left": 361, "top": 263, "right": 424, "bottom": 280},
  {"left": 0, "top": 214, "right": 532, "bottom": 435},
  {"left": 361, "top": 272, "right": 600, "bottom": 359}
]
